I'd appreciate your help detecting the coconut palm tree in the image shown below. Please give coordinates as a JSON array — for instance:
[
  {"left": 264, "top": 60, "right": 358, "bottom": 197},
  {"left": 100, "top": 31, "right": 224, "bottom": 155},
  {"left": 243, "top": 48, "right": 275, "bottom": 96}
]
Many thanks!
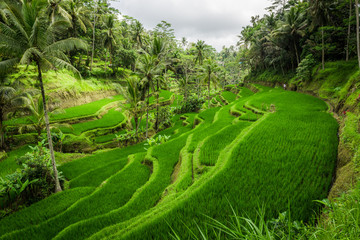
[
  {"left": 131, "top": 19, "right": 144, "bottom": 49},
  {"left": 148, "top": 36, "right": 167, "bottom": 131},
  {"left": 46, "top": 0, "right": 71, "bottom": 24},
  {"left": 65, "top": 0, "right": 91, "bottom": 38},
  {"left": 0, "top": 86, "right": 31, "bottom": 150},
  {"left": 199, "top": 59, "right": 220, "bottom": 109},
  {"left": 102, "top": 14, "right": 117, "bottom": 73},
  {"left": 194, "top": 40, "right": 209, "bottom": 65},
  {"left": 19, "top": 96, "right": 72, "bottom": 142},
  {"left": 309, "top": 0, "right": 331, "bottom": 69},
  {"left": 274, "top": 6, "right": 307, "bottom": 65},
  {"left": 0, "top": 0, "right": 87, "bottom": 192},
  {"left": 355, "top": 0, "right": 360, "bottom": 68},
  {"left": 119, "top": 77, "right": 145, "bottom": 138},
  {"left": 137, "top": 53, "right": 163, "bottom": 138}
]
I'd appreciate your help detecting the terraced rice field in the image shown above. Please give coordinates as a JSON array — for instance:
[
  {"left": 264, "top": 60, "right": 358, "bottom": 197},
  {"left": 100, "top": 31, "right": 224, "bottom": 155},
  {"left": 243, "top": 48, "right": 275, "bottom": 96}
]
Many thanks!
[{"left": 0, "top": 87, "right": 338, "bottom": 239}]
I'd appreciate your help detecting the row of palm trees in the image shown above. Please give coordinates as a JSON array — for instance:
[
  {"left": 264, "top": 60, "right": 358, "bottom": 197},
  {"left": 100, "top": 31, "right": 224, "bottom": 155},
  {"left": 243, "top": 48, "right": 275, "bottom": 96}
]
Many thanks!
[{"left": 238, "top": 0, "right": 360, "bottom": 74}]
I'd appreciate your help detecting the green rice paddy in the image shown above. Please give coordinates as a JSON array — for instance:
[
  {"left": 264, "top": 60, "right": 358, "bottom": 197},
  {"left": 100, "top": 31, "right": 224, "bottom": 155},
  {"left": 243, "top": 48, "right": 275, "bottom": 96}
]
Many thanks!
[{"left": 0, "top": 87, "right": 338, "bottom": 240}]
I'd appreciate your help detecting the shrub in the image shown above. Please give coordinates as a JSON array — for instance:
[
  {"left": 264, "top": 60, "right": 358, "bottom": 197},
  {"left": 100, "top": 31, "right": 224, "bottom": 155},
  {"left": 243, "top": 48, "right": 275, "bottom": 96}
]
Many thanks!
[
  {"left": 177, "top": 96, "right": 205, "bottom": 113},
  {"left": 62, "top": 135, "right": 93, "bottom": 153},
  {"left": 295, "top": 54, "right": 316, "bottom": 83},
  {"left": 0, "top": 141, "right": 64, "bottom": 217}
]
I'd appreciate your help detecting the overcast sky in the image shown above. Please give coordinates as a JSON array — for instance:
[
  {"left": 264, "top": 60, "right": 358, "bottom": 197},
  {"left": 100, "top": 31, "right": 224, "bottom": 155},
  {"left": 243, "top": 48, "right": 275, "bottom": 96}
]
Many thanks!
[{"left": 110, "top": 0, "right": 271, "bottom": 51}]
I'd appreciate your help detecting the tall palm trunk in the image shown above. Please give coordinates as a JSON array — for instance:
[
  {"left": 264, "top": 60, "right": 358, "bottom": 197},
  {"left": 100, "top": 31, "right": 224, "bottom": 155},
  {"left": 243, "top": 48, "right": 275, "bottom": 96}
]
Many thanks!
[
  {"left": 134, "top": 112, "right": 138, "bottom": 138},
  {"left": 208, "top": 73, "right": 211, "bottom": 109},
  {"left": 37, "top": 61, "right": 62, "bottom": 193},
  {"left": 0, "top": 111, "right": 4, "bottom": 150},
  {"left": 155, "top": 79, "right": 160, "bottom": 131},
  {"left": 90, "top": 6, "right": 98, "bottom": 72},
  {"left": 346, "top": 0, "right": 352, "bottom": 61},
  {"left": 356, "top": 0, "right": 360, "bottom": 68},
  {"left": 104, "top": 52, "right": 108, "bottom": 72},
  {"left": 184, "top": 75, "right": 188, "bottom": 102},
  {"left": 146, "top": 86, "right": 150, "bottom": 139},
  {"left": 322, "top": 26, "right": 325, "bottom": 70},
  {"left": 293, "top": 39, "right": 300, "bottom": 66}
]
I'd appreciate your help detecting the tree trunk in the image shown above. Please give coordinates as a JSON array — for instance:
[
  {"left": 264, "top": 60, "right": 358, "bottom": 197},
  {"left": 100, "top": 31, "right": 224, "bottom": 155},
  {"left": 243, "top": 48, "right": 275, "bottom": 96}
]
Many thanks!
[
  {"left": 134, "top": 113, "right": 138, "bottom": 138},
  {"left": 322, "top": 26, "right": 325, "bottom": 70},
  {"left": 208, "top": 74, "right": 211, "bottom": 109},
  {"left": 0, "top": 112, "right": 4, "bottom": 150},
  {"left": 105, "top": 52, "right": 108, "bottom": 73},
  {"left": 293, "top": 39, "right": 300, "bottom": 66},
  {"left": 37, "top": 61, "right": 62, "bottom": 193},
  {"left": 184, "top": 75, "right": 188, "bottom": 102},
  {"left": 356, "top": 0, "right": 360, "bottom": 68},
  {"left": 90, "top": 6, "right": 98, "bottom": 72},
  {"left": 145, "top": 86, "right": 150, "bottom": 139},
  {"left": 155, "top": 79, "right": 159, "bottom": 132},
  {"left": 346, "top": 0, "right": 352, "bottom": 61}
]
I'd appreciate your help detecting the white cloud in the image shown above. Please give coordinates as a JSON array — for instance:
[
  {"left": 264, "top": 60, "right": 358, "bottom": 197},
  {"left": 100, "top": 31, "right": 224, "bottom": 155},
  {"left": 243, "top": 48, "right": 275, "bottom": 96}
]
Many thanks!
[{"left": 110, "top": 0, "right": 271, "bottom": 51}]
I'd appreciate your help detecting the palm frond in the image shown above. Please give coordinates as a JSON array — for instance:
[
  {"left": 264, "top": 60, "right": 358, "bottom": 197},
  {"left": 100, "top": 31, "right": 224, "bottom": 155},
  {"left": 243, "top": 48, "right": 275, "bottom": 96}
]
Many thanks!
[
  {"left": 45, "top": 37, "right": 88, "bottom": 53},
  {"left": 0, "top": 33, "right": 25, "bottom": 57},
  {"left": 19, "top": 47, "right": 42, "bottom": 65},
  {"left": 46, "top": 56, "right": 80, "bottom": 76},
  {"left": 48, "top": 19, "right": 71, "bottom": 35},
  {"left": 0, "top": 58, "right": 18, "bottom": 74}
]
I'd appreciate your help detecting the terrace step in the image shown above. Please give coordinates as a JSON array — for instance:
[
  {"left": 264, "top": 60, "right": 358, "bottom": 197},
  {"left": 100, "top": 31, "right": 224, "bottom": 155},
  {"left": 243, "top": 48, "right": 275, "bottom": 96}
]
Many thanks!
[
  {"left": 89, "top": 112, "right": 268, "bottom": 240},
  {"left": 1, "top": 153, "right": 150, "bottom": 240},
  {"left": 50, "top": 109, "right": 218, "bottom": 240}
]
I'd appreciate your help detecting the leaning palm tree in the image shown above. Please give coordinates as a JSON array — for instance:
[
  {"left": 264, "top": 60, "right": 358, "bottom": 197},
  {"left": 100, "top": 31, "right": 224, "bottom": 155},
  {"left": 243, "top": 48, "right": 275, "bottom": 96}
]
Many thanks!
[
  {"left": 199, "top": 59, "right": 220, "bottom": 109},
  {"left": 0, "top": 0, "right": 87, "bottom": 192},
  {"left": 0, "top": 86, "right": 31, "bottom": 150}
]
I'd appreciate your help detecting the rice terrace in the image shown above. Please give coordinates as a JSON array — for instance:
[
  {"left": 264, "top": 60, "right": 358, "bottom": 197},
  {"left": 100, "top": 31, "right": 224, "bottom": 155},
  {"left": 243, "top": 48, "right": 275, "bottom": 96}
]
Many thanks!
[{"left": 1, "top": 0, "right": 360, "bottom": 239}]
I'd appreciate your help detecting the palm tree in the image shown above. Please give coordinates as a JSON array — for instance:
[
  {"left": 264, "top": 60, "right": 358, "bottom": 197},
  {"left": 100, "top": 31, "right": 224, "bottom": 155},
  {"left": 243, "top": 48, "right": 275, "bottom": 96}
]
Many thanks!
[
  {"left": 0, "top": 0, "right": 87, "bottom": 192},
  {"left": 148, "top": 36, "right": 167, "bottom": 131},
  {"left": 356, "top": 0, "right": 360, "bottom": 68},
  {"left": 102, "top": 14, "right": 117, "bottom": 73},
  {"left": 131, "top": 19, "right": 144, "bottom": 49},
  {"left": 19, "top": 96, "right": 72, "bottom": 142},
  {"left": 181, "top": 37, "right": 188, "bottom": 49},
  {"left": 119, "top": 77, "right": 145, "bottom": 138},
  {"left": 309, "top": 0, "right": 331, "bottom": 69},
  {"left": 65, "top": 0, "right": 91, "bottom": 38},
  {"left": 0, "top": 86, "right": 31, "bottom": 150},
  {"left": 46, "top": 0, "right": 71, "bottom": 24},
  {"left": 194, "top": 40, "right": 209, "bottom": 65},
  {"left": 64, "top": 0, "right": 91, "bottom": 66},
  {"left": 178, "top": 57, "right": 194, "bottom": 102},
  {"left": 346, "top": 0, "right": 353, "bottom": 62},
  {"left": 274, "top": 6, "right": 307, "bottom": 65},
  {"left": 199, "top": 59, "right": 220, "bottom": 109},
  {"left": 137, "top": 53, "right": 163, "bottom": 138}
]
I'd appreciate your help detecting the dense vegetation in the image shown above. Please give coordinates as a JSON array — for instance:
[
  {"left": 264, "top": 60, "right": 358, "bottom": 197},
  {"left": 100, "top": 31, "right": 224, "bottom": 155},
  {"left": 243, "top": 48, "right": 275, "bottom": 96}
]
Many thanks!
[{"left": 0, "top": 0, "right": 359, "bottom": 239}]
